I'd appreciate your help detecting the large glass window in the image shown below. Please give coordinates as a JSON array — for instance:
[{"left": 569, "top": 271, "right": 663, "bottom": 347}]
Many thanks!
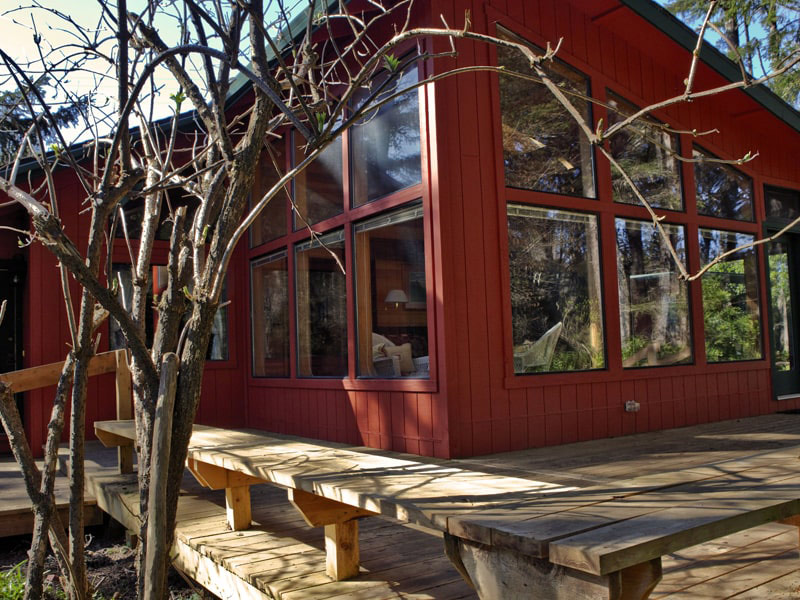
[
  {"left": 208, "top": 283, "right": 230, "bottom": 361},
  {"left": 698, "top": 229, "right": 761, "bottom": 362},
  {"left": 616, "top": 219, "right": 692, "bottom": 367},
  {"left": 251, "top": 251, "right": 290, "bottom": 377},
  {"left": 250, "top": 141, "right": 287, "bottom": 247},
  {"left": 293, "top": 131, "right": 343, "bottom": 228},
  {"left": 607, "top": 91, "right": 683, "bottom": 211},
  {"left": 351, "top": 65, "right": 421, "bottom": 206},
  {"left": 694, "top": 147, "right": 754, "bottom": 221},
  {"left": 765, "top": 185, "right": 800, "bottom": 221},
  {"left": 507, "top": 205, "right": 605, "bottom": 373},
  {"left": 769, "top": 240, "right": 794, "bottom": 371},
  {"left": 355, "top": 204, "right": 429, "bottom": 378},
  {"left": 497, "top": 29, "right": 595, "bottom": 198},
  {"left": 109, "top": 264, "right": 154, "bottom": 350},
  {"left": 110, "top": 264, "right": 228, "bottom": 360},
  {"left": 115, "top": 190, "right": 195, "bottom": 241},
  {"left": 295, "top": 230, "right": 347, "bottom": 376}
]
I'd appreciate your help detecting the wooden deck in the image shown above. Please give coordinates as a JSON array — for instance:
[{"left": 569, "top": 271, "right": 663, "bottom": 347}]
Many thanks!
[
  {"left": 4, "top": 413, "right": 800, "bottom": 598},
  {"left": 86, "top": 455, "right": 476, "bottom": 599},
  {"left": 0, "top": 447, "right": 102, "bottom": 538}
]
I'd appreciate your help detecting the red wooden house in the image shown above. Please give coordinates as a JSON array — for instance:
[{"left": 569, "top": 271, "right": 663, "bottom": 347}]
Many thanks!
[{"left": 5, "top": 0, "right": 800, "bottom": 459}]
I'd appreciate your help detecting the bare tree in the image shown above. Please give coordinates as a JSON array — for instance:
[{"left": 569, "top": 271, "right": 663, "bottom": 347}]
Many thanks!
[
  {"left": 0, "top": 0, "right": 798, "bottom": 598},
  {"left": 0, "top": 2, "right": 551, "bottom": 598}
]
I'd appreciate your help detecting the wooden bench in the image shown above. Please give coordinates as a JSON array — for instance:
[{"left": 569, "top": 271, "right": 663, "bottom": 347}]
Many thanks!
[{"left": 93, "top": 420, "right": 800, "bottom": 599}]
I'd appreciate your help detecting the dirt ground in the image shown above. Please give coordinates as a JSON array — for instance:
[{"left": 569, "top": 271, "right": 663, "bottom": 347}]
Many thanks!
[{"left": 0, "top": 523, "right": 215, "bottom": 599}]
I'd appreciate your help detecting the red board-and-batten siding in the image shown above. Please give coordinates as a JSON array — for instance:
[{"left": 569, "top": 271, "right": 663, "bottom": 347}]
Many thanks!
[
  {"left": 430, "top": 0, "right": 800, "bottom": 458},
  {"left": 245, "top": 0, "right": 800, "bottom": 458}
]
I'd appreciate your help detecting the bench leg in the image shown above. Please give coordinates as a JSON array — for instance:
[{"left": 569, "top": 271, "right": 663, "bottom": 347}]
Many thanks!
[
  {"left": 779, "top": 514, "right": 800, "bottom": 546},
  {"left": 288, "top": 489, "right": 377, "bottom": 581},
  {"left": 325, "top": 521, "right": 360, "bottom": 580},
  {"left": 118, "top": 446, "right": 134, "bottom": 474},
  {"left": 444, "top": 533, "right": 661, "bottom": 600},
  {"left": 225, "top": 485, "right": 251, "bottom": 531}
]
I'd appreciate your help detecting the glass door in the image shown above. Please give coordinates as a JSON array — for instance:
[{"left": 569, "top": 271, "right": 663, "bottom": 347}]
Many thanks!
[{"left": 768, "top": 236, "right": 800, "bottom": 397}]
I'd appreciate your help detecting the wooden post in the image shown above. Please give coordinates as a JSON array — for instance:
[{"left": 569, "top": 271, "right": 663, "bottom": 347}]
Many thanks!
[
  {"left": 143, "top": 353, "right": 178, "bottom": 600},
  {"left": 225, "top": 485, "right": 252, "bottom": 531},
  {"left": 288, "top": 489, "right": 375, "bottom": 581},
  {"left": 778, "top": 514, "right": 800, "bottom": 545},
  {"left": 325, "top": 521, "right": 360, "bottom": 580},
  {"left": 114, "top": 349, "right": 133, "bottom": 474}
]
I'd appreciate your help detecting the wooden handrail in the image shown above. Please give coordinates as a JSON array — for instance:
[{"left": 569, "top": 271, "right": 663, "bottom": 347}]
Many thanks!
[
  {"left": 0, "top": 349, "right": 134, "bottom": 473},
  {"left": 0, "top": 350, "right": 119, "bottom": 393}
]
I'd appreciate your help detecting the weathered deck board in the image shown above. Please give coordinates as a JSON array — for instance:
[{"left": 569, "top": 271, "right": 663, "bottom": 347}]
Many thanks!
[
  {"left": 0, "top": 449, "right": 102, "bottom": 537},
  {"left": 10, "top": 413, "right": 800, "bottom": 599},
  {"left": 85, "top": 454, "right": 477, "bottom": 600}
]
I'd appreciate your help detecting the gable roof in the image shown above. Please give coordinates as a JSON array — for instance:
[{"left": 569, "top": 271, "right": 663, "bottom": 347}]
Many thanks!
[{"left": 619, "top": 0, "right": 800, "bottom": 133}]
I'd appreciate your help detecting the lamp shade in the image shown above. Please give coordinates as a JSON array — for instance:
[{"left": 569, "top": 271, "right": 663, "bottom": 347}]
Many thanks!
[{"left": 384, "top": 289, "right": 409, "bottom": 305}]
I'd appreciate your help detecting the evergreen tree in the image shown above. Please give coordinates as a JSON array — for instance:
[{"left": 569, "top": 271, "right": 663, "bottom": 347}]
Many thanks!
[
  {"left": 0, "top": 77, "right": 86, "bottom": 163},
  {"left": 666, "top": 0, "right": 800, "bottom": 107}
]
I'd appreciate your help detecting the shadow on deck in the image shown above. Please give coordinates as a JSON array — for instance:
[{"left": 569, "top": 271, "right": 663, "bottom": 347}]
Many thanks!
[{"left": 4, "top": 413, "right": 800, "bottom": 599}]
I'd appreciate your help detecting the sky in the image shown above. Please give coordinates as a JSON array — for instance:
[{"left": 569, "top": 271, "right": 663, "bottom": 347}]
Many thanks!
[
  {"left": 0, "top": 1, "right": 301, "bottom": 145},
  {"left": 1, "top": 1, "right": 778, "bottom": 147}
]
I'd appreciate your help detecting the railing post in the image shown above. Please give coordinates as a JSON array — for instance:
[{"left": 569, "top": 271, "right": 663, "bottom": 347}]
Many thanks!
[{"left": 114, "top": 349, "right": 133, "bottom": 474}]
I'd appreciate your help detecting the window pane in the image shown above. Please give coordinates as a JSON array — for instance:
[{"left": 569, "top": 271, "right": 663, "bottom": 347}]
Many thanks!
[
  {"left": 355, "top": 205, "right": 429, "bottom": 378},
  {"left": 250, "top": 142, "right": 287, "bottom": 247},
  {"left": 179, "top": 275, "right": 230, "bottom": 361},
  {"left": 507, "top": 205, "right": 605, "bottom": 373},
  {"left": 608, "top": 91, "right": 683, "bottom": 210},
  {"left": 498, "top": 30, "right": 595, "bottom": 197},
  {"left": 699, "top": 229, "right": 761, "bottom": 362},
  {"left": 115, "top": 190, "right": 195, "bottom": 241},
  {"left": 251, "top": 252, "right": 289, "bottom": 377},
  {"left": 109, "top": 264, "right": 155, "bottom": 350},
  {"left": 694, "top": 147, "right": 753, "bottom": 221},
  {"left": 769, "top": 240, "right": 794, "bottom": 371},
  {"left": 208, "top": 282, "right": 229, "bottom": 361},
  {"left": 293, "top": 131, "right": 343, "bottom": 228},
  {"left": 616, "top": 219, "right": 692, "bottom": 367},
  {"left": 351, "top": 66, "right": 421, "bottom": 206},
  {"left": 765, "top": 185, "right": 800, "bottom": 221},
  {"left": 108, "top": 263, "right": 152, "bottom": 350},
  {"left": 296, "top": 231, "right": 347, "bottom": 376}
]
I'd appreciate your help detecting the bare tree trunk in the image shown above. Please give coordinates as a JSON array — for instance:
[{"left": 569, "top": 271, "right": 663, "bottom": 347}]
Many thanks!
[
  {"left": 0, "top": 382, "right": 80, "bottom": 600},
  {"left": 68, "top": 197, "right": 115, "bottom": 600},
  {"left": 28, "top": 354, "right": 78, "bottom": 600},
  {"left": 143, "top": 353, "right": 179, "bottom": 600}
]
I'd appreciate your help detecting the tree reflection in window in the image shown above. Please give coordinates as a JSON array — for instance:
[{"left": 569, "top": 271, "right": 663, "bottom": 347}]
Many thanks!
[
  {"left": 295, "top": 231, "right": 347, "bottom": 376},
  {"left": 769, "top": 241, "right": 794, "bottom": 371},
  {"left": 507, "top": 205, "right": 605, "bottom": 373},
  {"left": 497, "top": 28, "right": 595, "bottom": 198},
  {"left": 250, "top": 140, "right": 287, "bottom": 247},
  {"left": 699, "top": 229, "right": 761, "bottom": 362},
  {"left": 293, "top": 130, "right": 343, "bottom": 228},
  {"left": 607, "top": 91, "right": 683, "bottom": 211},
  {"left": 251, "top": 251, "right": 289, "bottom": 377},
  {"left": 616, "top": 219, "right": 692, "bottom": 367},
  {"left": 351, "top": 65, "right": 421, "bottom": 205},
  {"left": 765, "top": 185, "right": 800, "bottom": 221},
  {"left": 694, "top": 147, "right": 753, "bottom": 221}
]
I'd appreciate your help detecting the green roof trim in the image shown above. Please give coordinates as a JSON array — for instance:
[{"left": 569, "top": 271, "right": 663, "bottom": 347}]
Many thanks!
[{"left": 619, "top": 0, "right": 800, "bottom": 133}]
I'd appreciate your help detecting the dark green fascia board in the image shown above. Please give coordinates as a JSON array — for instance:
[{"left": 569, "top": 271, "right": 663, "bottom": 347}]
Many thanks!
[{"left": 619, "top": 0, "right": 800, "bottom": 133}]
